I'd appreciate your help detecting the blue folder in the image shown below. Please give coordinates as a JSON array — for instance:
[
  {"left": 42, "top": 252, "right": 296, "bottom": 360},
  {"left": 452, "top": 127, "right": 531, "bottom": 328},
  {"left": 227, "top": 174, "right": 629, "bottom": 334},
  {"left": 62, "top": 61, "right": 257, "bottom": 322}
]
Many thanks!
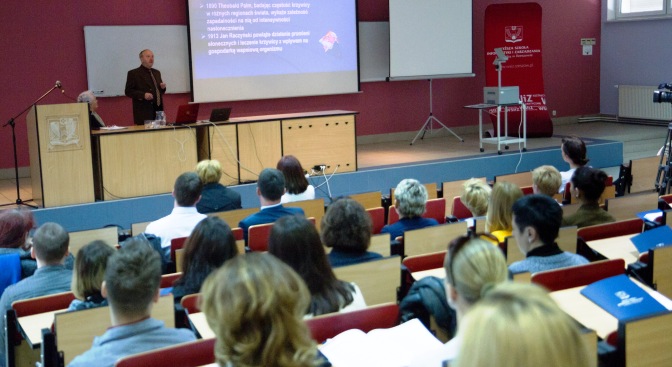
[
  {"left": 580, "top": 274, "right": 667, "bottom": 322},
  {"left": 629, "top": 225, "right": 672, "bottom": 253}
]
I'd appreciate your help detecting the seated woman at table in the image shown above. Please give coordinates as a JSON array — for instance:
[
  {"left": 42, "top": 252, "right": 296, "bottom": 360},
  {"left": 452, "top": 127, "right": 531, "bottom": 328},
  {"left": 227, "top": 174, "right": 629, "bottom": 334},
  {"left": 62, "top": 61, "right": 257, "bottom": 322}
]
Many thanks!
[
  {"left": 77, "top": 90, "right": 105, "bottom": 130},
  {"left": 453, "top": 283, "right": 591, "bottom": 367},
  {"left": 269, "top": 215, "right": 366, "bottom": 318},
  {"left": 68, "top": 240, "right": 115, "bottom": 311},
  {"left": 562, "top": 166, "right": 616, "bottom": 228},
  {"left": 381, "top": 179, "right": 438, "bottom": 240},
  {"left": 321, "top": 198, "right": 382, "bottom": 267},
  {"left": 194, "top": 159, "right": 242, "bottom": 214},
  {"left": 200, "top": 253, "right": 331, "bottom": 367},
  {"left": 559, "top": 136, "right": 589, "bottom": 194},
  {"left": 485, "top": 182, "right": 523, "bottom": 243},
  {"left": 172, "top": 216, "right": 238, "bottom": 301},
  {"left": 277, "top": 155, "right": 315, "bottom": 204},
  {"left": 510, "top": 195, "right": 588, "bottom": 274},
  {"left": 409, "top": 233, "right": 509, "bottom": 366}
]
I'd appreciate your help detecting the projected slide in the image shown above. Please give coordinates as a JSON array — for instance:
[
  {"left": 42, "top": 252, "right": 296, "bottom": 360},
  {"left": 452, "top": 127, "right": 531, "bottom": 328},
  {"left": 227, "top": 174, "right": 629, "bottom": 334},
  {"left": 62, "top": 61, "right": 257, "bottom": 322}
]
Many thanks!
[{"left": 188, "top": 0, "right": 359, "bottom": 103}]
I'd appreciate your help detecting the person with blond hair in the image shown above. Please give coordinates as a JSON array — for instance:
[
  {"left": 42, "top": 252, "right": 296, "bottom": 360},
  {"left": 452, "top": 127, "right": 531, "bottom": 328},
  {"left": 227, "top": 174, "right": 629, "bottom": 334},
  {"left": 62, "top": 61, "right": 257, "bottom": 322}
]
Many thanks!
[
  {"left": 453, "top": 283, "right": 591, "bottom": 367},
  {"left": 460, "top": 178, "right": 491, "bottom": 217},
  {"left": 409, "top": 234, "right": 509, "bottom": 366},
  {"left": 485, "top": 182, "right": 524, "bottom": 243},
  {"left": 200, "top": 253, "right": 331, "bottom": 367},
  {"left": 381, "top": 179, "right": 438, "bottom": 240},
  {"left": 194, "top": 159, "right": 241, "bottom": 213},
  {"left": 532, "top": 165, "right": 562, "bottom": 198}
]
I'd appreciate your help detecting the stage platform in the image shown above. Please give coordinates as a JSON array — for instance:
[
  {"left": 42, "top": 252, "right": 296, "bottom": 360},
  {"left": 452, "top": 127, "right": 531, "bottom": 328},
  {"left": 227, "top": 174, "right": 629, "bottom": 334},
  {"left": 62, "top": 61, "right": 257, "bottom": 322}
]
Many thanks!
[{"left": 22, "top": 121, "right": 647, "bottom": 233}]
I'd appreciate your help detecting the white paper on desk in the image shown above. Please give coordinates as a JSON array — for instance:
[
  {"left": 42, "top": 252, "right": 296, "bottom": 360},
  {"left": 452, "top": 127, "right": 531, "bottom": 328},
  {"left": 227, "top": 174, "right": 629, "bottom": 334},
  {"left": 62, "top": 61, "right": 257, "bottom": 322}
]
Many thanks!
[
  {"left": 319, "top": 318, "right": 442, "bottom": 367},
  {"left": 99, "top": 125, "right": 126, "bottom": 130}
]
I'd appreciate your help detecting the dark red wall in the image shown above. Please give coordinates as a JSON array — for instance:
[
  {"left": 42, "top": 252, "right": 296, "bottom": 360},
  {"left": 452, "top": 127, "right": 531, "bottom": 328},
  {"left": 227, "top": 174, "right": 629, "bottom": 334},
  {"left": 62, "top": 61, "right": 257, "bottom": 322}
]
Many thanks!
[{"left": 0, "top": 0, "right": 599, "bottom": 169}]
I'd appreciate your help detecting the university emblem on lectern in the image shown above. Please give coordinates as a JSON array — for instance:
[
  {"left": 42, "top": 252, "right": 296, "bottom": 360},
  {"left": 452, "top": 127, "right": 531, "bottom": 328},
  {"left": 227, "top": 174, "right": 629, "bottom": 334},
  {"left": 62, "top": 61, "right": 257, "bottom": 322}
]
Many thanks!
[
  {"left": 505, "top": 26, "right": 523, "bottom": 43},
  {"left": 48, "top": 115, "right": 82, "bottom": 151}
]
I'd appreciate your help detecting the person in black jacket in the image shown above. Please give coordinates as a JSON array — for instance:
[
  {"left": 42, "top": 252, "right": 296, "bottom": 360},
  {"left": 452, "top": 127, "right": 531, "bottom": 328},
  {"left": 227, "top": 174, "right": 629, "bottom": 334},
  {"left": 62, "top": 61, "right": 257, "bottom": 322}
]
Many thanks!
[{"left": 124, "top": 49, "right": 166, "bottom": 125}]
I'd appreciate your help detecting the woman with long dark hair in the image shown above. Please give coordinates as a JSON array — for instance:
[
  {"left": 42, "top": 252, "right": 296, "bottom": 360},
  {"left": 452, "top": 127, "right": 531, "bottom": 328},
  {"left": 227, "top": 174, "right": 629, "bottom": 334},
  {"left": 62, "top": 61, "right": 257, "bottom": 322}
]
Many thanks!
[{"left": 277, "top": 155, "right": 315, "bottom": 203}]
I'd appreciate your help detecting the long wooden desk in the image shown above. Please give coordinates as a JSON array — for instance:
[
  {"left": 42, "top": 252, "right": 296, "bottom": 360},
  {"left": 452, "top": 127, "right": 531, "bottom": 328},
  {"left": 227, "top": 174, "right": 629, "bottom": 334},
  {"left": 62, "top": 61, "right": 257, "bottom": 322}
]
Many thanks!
[
  {"left": 17, "top": 308, "right": 67, "bottom": 348},
  {"left": 92, "top": 110, "right": 357, "bottom": 199},
  {"left": 550, "top": 279, "right": 672, "bottom": 339},
  {"left": 586, "top": 234, "right": 639, "bottom": 266},
  {"left": 188, "top": 312, "right": 215, "bottom": 340}
]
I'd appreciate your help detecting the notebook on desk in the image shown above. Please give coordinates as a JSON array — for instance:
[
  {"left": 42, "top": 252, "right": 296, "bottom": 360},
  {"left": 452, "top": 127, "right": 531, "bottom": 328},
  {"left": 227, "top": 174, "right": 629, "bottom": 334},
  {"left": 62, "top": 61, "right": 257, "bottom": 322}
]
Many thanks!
[
  {"left": 209, "top": 107, "right": 232, "bottom": 122},
  {"left": 580, "top": 274, "right": 667, "bottom": 321},
  {"left": 173, "top": 104, "right": 200, "bottom": 125}
]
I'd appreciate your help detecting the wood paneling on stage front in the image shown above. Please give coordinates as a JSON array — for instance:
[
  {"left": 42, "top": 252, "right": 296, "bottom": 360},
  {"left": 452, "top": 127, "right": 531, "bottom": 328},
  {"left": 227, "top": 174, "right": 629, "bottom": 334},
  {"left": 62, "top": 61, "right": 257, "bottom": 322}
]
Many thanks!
[
  {"left": 202, "top": 124, "right": 239, "bottom": 186},
  {"left": 26, "top": 103, "right": 94, "bottom": 207},
  {"left": 97, "top": 128, "right": 198, "bottom": 200},
  {"left": 282, "top": 115, "right": 357, "bottom": 173},
  {"left": 237, "top": 121, "right": 281, "bottom": 182}
]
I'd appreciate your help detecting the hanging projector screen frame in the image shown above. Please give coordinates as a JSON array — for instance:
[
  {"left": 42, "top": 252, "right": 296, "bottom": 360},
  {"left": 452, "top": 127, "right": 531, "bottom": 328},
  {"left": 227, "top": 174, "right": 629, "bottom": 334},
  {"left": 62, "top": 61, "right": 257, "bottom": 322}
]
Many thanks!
[
  {"left": 388, "top": 0, "right": 473, "bottom": 81},
  {"left": 187, "top": 0, "right": 360, "bottom": 103}
]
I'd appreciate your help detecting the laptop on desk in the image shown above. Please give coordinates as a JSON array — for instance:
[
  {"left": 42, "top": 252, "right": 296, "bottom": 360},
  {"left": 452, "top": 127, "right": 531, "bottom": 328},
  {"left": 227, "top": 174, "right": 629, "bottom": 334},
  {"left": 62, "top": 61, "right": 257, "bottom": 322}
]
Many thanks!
[
  {"left": 172, "top": 104, "right": 200, "bottom": 125},
  {"left": 209, "top": 107, "right": 232, "bottom": 122}
]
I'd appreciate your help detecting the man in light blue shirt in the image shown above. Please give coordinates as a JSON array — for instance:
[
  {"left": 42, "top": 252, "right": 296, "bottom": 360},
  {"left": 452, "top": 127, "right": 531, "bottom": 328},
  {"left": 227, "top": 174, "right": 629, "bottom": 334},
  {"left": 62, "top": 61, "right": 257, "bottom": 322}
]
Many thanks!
[{"left": 67, "top": 238, "right": 195, "bottom": 367}]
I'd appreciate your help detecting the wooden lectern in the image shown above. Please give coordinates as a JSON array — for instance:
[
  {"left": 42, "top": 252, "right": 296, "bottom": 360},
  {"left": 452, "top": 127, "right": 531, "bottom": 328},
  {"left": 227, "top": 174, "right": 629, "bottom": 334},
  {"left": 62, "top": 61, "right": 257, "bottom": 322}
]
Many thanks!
[{"left": 26, "top": 103, "right": 95, "bottom": 207}]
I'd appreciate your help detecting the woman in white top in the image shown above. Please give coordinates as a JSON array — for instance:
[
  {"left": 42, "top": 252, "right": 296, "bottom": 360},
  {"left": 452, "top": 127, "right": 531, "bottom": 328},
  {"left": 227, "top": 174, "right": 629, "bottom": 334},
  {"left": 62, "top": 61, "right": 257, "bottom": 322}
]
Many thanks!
[
  {"left": 277, "top": 155, "right": 315, "bottom": 203},
  {"left": 559, "top": 136, "right": 589, "bottom": 193},
  {"left": 269, "top": 215, "right": 366, "bottom": 318},
  {"left": 410, "top": 234, "right": 509, "bottom": 367}
]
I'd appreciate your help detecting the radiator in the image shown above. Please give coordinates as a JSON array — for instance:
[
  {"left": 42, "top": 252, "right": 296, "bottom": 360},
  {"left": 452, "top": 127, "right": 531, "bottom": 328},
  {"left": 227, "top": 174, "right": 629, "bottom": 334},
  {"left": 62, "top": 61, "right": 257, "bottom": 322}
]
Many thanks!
[{"left": 618, "top": 85, "right": 672, "bottom": 121}]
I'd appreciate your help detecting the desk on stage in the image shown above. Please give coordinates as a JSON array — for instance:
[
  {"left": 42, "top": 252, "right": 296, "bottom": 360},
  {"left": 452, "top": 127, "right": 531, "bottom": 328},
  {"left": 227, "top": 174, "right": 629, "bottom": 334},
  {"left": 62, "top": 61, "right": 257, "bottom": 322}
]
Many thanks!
[{"left": 92, "top": 110, "right": 357, "bottom": 200}]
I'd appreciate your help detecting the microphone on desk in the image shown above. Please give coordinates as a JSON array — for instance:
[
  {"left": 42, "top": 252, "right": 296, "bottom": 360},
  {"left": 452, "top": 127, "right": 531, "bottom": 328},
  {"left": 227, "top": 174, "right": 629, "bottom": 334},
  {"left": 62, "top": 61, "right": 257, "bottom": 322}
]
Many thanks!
[{"left": 55, "top": 80, "right": 62, "bottom": 89}]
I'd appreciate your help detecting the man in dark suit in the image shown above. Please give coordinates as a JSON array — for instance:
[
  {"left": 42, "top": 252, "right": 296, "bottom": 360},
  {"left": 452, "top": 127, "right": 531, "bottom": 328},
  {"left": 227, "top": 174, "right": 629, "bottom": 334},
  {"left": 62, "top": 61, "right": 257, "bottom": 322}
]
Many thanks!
[
  {"left": 125, "top": 49, "right": 166, "bottom": 125},
  {"left": 239, "top": 168, "right": 304, "bottom": 243}
]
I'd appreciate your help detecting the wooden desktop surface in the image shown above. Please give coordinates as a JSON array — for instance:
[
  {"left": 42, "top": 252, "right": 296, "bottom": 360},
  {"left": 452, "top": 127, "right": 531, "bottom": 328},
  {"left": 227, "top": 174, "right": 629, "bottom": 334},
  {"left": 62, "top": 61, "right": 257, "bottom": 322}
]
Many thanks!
[
  {"left": 586, "top": 234, "right": 639, "bottom": 265},
  {"left": 550, "top": 279, "right": 672, "bottom": 339},
  {"left": 189, "top": 312, "right": 214, "bottom": 340},
  {"left": 17, "top": 308, "right": 67, "bottom": 348}
]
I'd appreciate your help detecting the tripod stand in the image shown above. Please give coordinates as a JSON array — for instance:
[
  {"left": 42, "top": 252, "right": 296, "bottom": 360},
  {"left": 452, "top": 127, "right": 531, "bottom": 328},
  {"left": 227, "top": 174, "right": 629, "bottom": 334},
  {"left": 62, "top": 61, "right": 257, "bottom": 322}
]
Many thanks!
[
  {"left": 410, "top": 79, "right": 464, "bottom": 145},
  {"left": 655, "top": 123, "right": 672, "bottom": 195},
  {"left": 1, "top": 81, "right": 63, "bottom": 208}
]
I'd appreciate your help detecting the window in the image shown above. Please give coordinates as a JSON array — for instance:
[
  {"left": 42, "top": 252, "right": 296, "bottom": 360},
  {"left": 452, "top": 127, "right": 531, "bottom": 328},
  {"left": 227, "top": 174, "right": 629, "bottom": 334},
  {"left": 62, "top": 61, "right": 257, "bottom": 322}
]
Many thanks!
[{"left": 616, "top": 0, "right": 670, "bottom": 18}]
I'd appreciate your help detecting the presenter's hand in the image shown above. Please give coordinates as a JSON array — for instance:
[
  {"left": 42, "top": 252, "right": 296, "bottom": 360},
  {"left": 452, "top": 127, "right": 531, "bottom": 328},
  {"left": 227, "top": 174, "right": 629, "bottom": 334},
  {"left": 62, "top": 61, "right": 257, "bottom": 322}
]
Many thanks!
[
  {"left": 160, "top": 82, "right": 166, "bottom": 89},
  {"left": 144, "top": 93, "right": 154, "bottom": 101}
]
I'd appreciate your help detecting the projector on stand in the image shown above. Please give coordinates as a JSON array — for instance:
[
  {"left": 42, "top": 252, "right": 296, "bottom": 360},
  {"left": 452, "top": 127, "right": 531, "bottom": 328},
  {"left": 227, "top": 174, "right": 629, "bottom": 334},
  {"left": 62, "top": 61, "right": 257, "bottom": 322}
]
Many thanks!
[{"left": 483, "top": 86, "right": 520, "bottom": 105}]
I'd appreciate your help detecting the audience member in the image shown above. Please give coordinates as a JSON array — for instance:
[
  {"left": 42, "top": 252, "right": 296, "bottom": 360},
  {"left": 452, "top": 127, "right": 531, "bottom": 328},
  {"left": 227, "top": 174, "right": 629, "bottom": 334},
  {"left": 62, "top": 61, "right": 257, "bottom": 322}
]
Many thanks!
[
  {"left": 0, "top": 209, "right": 37, "bottom": 278},
  {"left": 453, "top": 283, "right": 591, "bottom": 367},
  {"left": 0, "top": 223, "right": 73, "bottom": 367},
  {"left": 145, "top": 172, "right": 206, "bottom": 255},
  {"left": 532, "top": 165, "right": 562, "bottom": 198},
  {"left": 277, "top": 155, "right": 315, "bottom": 203},
  {"left": 238, "top": 168, "right": 304, "bottom": 242},
  {"left": 510, "top": 195, "right": 588, "bottom": 274},
  {"left": 562, "top": 166, "right": 616, "bottom": 228},
  {"left": 172, "top": 216, "right": 238, "bottom": 301},
  {"left": 460, "top": 178, "right": 491, "bottom": 217},
  {"left": 485, "top": 182, "right": 524, "bottom": 243},
  {"left": 269, "top": 215, "right": 366, "bottom": 317},
  {"left": 381, "top": 179, "right": 438, "bottom": 240},
  {"left": 68, "top": 238, "right": 195, "bottom": 367},
  {"left": 68, "top": 240, "right": 115, "bottom": 311},
  {"left": 409, "top": 234, "right": 509, "bottom": 367},
  {"left": 200, "top": 253, "right": 331, "bottom": 367},
  {"left": 77, "top": 90, "right": 105, "bottom": 130},
  {"left": 559, "top": 136, "right": 589, "bottom": 194},
  {"left": 194, "top": 159, "right": 242, "bottom": 214},
  {"left": 321, "top": 198, "right": 382, "bottom": 267}
]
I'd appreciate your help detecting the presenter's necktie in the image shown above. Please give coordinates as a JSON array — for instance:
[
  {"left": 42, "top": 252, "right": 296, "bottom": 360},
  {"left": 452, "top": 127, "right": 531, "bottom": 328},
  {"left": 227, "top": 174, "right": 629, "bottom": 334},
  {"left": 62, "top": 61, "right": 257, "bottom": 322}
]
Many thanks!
[{"left": 149, "top": 69, "right": 161, "bottom": 107}]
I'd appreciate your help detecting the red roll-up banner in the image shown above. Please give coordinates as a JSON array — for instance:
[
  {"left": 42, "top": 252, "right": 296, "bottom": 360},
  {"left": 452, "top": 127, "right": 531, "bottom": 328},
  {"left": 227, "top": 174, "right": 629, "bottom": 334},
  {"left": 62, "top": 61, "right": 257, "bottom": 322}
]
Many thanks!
[{"left": 484, "top": 2, "right": 553, "bottom": 138}]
